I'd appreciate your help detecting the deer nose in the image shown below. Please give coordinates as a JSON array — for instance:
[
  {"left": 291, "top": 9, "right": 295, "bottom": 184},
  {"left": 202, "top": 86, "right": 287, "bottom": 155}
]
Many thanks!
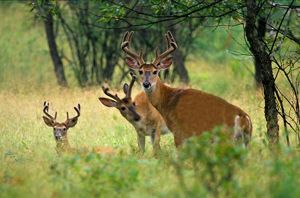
[
  {"left": 55, "top": 134, "right": 62, "bottom": 140},
  {"left": 134, "top": 115, "right": 141, "bottom": 121},
  {"left": 143, "top": 82, "right": 151, "bottom": 89}
]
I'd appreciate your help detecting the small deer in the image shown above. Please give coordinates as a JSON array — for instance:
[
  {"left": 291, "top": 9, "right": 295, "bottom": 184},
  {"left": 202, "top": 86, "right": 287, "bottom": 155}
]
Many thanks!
[
  {"left": 99, "top": 74, "right": 169, "bottom": 153},
  {"left": 42, "top": 101, "right": 80, "bottom": 154},
  {"left": 121, "top": 31, "right": 252, "bottom": 147},
  {"left": 42, "top": 102, "right": 115, "bottom": 155}
]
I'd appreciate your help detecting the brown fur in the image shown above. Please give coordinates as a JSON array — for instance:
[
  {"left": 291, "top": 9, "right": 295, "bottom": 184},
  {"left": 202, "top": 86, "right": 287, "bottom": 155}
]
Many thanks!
[
  {"left": 100, "top": 89, "right": 170, "bottom": 153},
  {"left": 92, "top": 147, "right": 116, "bottom": 155},
  {"left": 121, "top": 31, "right": 251, "bottom": 147},
  {"left": 134, "top": 91, "right": 169, "bottom": 150},
  {"left": 146, "top": 78, "right": 252, "bottom": 147},
  {"left": 55, "top": 134, "right": 74, "bottom": 154}
]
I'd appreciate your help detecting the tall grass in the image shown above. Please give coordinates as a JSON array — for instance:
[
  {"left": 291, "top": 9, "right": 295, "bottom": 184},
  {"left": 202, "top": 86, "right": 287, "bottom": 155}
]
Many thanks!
[{"left": 1, "top": 3, "right": 300, "bottom": 198}]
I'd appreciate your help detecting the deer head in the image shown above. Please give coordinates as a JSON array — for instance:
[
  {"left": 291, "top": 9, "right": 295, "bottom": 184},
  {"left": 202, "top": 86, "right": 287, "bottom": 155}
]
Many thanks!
[
  {"left": 99, "top": 73, "right": 141, "bottom": 122},
  {"left": 42, "top": 101, "right": 80, "bottom": 141},
  {"left": 121, "top": 31, "right": 177, "bottom": 92}
]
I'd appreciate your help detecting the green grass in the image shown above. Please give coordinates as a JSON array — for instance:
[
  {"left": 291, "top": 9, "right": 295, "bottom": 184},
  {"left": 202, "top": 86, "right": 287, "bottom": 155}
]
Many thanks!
[{"left": 1, "top": 2, "right": 300, "bottom": 198}]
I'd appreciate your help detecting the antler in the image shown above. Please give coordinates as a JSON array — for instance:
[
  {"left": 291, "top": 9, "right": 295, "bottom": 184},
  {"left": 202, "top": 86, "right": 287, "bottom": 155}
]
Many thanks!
[
  {"left": 66, "top": 104, "right": 81, "bottom": 121},
  {"left": 43, "top": 101, "right": 57, "bottom": 121},
  {"left": 152, "top": 31, "right": 178, "bottom": 66},
  {"left": 126, "top": 72, "right": 136, "bottom": 98},
  {"left": 121, "top": 31, "right": 145, "bottom": 65},
  {"left": 102, "top": 86, "right": 122, "bottom": 102}
]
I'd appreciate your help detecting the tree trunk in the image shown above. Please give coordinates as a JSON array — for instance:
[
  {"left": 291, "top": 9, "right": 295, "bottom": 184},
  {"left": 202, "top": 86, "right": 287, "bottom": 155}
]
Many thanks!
[
  {"left": 245, "top": 0, "right": 279, "bottom": 144},
  {"left": 254, "top": 61, "right": 263, "bottom": 88},
  {"left": 168, "top": 26, "right": 189, "bottom": 84},
  {"left": 173, "top": 49, "right": 189, "bottom": 83},
  {"left": 44, "top": 11, "right": 68, "bottom": 87},
  {"left": 102, "top": 30, "right": 119, "bottom": 81},
  {"left": 254, "top": 17, "right": 267, "bottom": 88},
  {"left": 103, "top": 63, "right": 116, "bottom": 80},
  {"left": 103, "top": 53, "right": 117, "bottom": 80}
]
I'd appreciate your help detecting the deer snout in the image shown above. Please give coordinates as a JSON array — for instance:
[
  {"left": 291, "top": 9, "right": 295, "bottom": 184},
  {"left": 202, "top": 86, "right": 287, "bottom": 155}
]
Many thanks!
[
  {"left": 132, "top": 110, "right": 141, "bottom": 121},
  {"left": 143, "top": 81, "right": 151, "bottom": 89},
  {"left": 55, "top": 134, "right": 62, "bottom": 140},
  {"left": 128, "top": 106, "right": 141, "bottom": 121},
  {"left": 134, "top": 115, "right": 141, "bottom": 121},
  {"left": 54, "top": 130, "right": 63, "bottom": 140}
]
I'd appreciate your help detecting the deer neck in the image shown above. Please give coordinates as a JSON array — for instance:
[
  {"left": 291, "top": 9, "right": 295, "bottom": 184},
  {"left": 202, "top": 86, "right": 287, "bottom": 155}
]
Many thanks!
[
  {"left": 145, "top": 78, "right": 173, "bottom": 115},
  {"left": 56, "top": 137, "right": 72, "bottom": 153}
]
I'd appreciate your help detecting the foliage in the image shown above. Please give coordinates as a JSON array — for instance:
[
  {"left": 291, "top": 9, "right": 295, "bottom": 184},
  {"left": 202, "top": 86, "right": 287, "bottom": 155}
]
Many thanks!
[
  {"left": 49, "top": 153, "right": 141, "bottom": 197},
  {"left": 1, "top": 2, "right": 300, "bottom": 198},
  {"left": 30, "top": 0, "right": 203, "bottom": 85},
  {"left": 172, "top": 127, "right": 247, "bottom": 197}
]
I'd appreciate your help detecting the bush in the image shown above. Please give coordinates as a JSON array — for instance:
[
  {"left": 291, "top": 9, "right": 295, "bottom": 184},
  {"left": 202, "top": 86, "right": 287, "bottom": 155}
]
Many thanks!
[
  {"left": 171, "top": 127, "right": 247, "bottom": 197},
  {"left": 49, "top": 153, "right": 140, "bottom": 197}
]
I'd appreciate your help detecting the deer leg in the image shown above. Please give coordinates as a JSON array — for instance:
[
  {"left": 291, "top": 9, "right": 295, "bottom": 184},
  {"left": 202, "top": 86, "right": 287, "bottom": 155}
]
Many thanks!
[
  {"left": 151, "top": 130, "right": 156, "bottom": 145},
  {"left": 137, "top": 133, "right": 145, "bottom": 153},
  {"left": 173, "top": 131, "right": 183, "bottom": 148},
  {"left": 153, "top": 123, "right": 161, "bottom": 152},
  {"left": 234, "top": 115, "right": 252, "bottom": 146}
]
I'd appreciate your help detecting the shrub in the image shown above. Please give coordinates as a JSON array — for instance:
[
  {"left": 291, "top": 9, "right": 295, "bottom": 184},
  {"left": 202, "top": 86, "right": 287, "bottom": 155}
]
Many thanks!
[
  {"left": 171, "top": 127, "right": 247, "bottom": 197},
  {"left": 49, "top": 153, "right": 140, "bottom": 197}
]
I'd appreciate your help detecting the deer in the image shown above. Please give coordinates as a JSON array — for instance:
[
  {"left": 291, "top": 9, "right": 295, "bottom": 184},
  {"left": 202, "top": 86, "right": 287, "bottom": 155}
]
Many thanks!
[
  {"left": 99, "top": 73, "right": 170, "bottom": 153},
  {"left": 42, "top": 102, "right": 115, "bottom": 155},
  {"left": 42, "top": 101, "right": 80, "bottom": 154},
  {"left": 121, "top": 31, "right": 252, "bottom": 147}
]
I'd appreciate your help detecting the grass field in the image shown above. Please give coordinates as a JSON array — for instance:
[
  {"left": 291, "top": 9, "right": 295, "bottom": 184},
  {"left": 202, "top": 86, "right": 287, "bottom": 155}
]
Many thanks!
[{"left": 1, "top": 3, "right": 300, "bottom": 198}]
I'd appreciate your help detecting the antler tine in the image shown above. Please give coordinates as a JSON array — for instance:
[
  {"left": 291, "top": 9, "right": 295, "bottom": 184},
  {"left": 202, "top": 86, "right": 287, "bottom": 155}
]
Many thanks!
[
  {"left": 153, "top": 31, "right": 178, "bottom": 66},
  {"left": 128, "top": 31, "right": 133, "bottom": 47},
  {"left": 155, "top": 47, "right": 159, "bottom": 58},
  {"left": 139, "top": 48, "right": 145, "bottom": 64},
  {"left": 126, "top": 72, "right": 136, "bottom": 98},
  {"left": 43, "top": 101, "right": 56, "bottom": 121},
  {"left": 102, "top": 86, "right": 122, "bottom": 102},
  {"left": 66, "top": 104, "right": 81, "bottom": 121},
  {"left": 73, "top": 104, "right": 80, "bottom": 118},
  {"left": 121, "top": 31, "right": 145, "bottom": 65},
  {"left": 122, "top": 31, "right": 129, "bottom": 44},
  {"left": 165, "top": 33, "right": 171, "bottom": 48}
]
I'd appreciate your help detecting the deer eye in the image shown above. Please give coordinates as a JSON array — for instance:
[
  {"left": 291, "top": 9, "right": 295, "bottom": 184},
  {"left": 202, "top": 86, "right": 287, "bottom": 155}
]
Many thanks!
[
  {"left": 133, "top": 102, "right": 136, "bottom": 106},
  {"left": 139, "top": 70, "right": 143, "bottom": 75},
  {"left": 153, "top": 70, "right": 158, "bottom": 75},
  {"left": 121, "top": 107, "right": 126, "bottom": 111}
]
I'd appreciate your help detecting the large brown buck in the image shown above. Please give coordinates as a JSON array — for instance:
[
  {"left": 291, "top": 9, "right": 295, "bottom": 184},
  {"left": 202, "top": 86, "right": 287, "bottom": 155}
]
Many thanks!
[
  {"left": 99, "top": 74, "right": 169, "bottom": 152},
  {"left": 42, "top": 102, "right": 115, "bottom": 155},
  {"left": 121, "top": 31, "right": 252, "bottom": 147}
]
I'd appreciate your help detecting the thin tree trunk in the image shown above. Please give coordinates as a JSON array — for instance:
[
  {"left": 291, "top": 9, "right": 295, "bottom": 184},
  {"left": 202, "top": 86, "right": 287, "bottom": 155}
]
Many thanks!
[
  {"left": 102, "top": 30, "right": 119, "bottom": 81},
  {"left": 103, "top": 53, "right": 117, "bottom": 80},
  {"left": 169, "top": 26, "right": 189, "bottom": 83},
  {"left": 173, "top": 49, "right": 189, "bottom": 83},
  {"left": 44, "top": 11, "right": 68, "bottom": 87},
  {"left": 245, "top": 0, "right": 279, "bottom": 144},
  {"left": 254, "top": 17, "right": 267, "bottom": 88}
]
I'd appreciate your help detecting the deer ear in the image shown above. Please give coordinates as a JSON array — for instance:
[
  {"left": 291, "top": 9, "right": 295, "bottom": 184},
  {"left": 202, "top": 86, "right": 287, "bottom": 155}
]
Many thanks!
[
  {"left": 123, "top": 83, "right": 129, "bottom": 94},
  {"left": 125, "top": 57, "right": 139, "bottom": 69},
  {"left": 43, "top": 116, "right": 55, "bottom": 127},
  {"left": 159, "top": 57, "right": 173, "bottom": 70},
  {"left": 65, "top": 118, "right": 78, "bottom": 128},
  {"left": 99, "top": 97, "right": 117, "bottom": 108}
]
